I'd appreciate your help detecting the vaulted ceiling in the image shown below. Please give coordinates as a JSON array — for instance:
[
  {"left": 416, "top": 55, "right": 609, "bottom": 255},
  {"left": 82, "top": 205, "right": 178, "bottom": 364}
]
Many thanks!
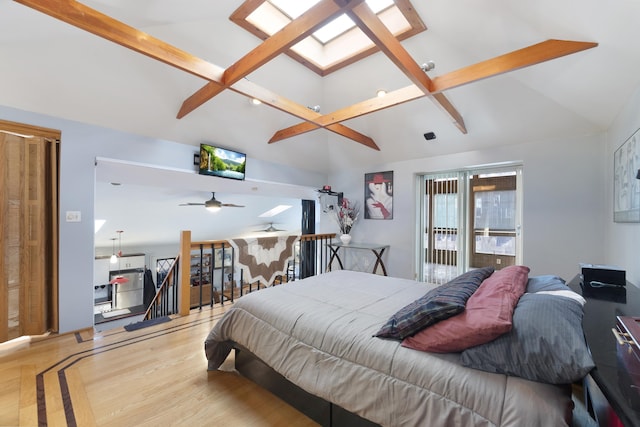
[
  {"left": 3, "top": 0, "right": 636, "bottom": 173},
  {"left": 1, "top": 0, "right": 639, "bottom": 246}
]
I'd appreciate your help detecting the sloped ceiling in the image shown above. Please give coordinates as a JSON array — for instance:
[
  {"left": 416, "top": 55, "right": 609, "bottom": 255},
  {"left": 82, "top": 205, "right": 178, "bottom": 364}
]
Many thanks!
[{"left": 1, "top": 0, "right": 639, "bottom": 247}]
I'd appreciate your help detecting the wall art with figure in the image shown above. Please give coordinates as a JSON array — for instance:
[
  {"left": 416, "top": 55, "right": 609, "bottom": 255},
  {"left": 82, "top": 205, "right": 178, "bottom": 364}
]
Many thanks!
[
  {"left": 614, "top": 128, "right": 640, "bottom": 222},
  {"left": 364, "top": 171, "right": 393, "bottom": 220}
]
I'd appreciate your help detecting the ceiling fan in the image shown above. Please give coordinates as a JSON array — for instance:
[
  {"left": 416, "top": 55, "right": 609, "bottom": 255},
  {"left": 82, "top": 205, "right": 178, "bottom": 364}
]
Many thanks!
[
  {"left": 254, "top": 223, "right": 285, "bottom": 233},
  {"left": 179, "top": 192, "right": 244, "bottom": 212}
]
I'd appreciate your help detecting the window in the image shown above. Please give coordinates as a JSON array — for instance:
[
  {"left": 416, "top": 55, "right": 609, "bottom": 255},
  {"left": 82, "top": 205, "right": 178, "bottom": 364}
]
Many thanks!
[{"left": 230, "top": 0, "right": 425, "bottom": 75}]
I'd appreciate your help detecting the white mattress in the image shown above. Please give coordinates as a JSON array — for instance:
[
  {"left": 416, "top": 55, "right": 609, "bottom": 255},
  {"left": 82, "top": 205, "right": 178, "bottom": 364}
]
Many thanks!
[{"left": 204, "top": 270, "right": 572, "bottom": 427}]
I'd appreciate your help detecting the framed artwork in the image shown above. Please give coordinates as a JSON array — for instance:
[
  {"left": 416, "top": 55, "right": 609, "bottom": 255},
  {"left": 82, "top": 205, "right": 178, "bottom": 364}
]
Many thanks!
[
  {"left": 364, "top": 171, "right": 393, "bottom": 219},
  {"left": 614, "top": 128, "right": 640, "bottom": 222}
]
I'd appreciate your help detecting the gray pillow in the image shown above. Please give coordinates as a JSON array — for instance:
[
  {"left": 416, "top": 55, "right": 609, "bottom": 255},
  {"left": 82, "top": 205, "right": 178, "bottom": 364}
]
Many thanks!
[
  {"left": 375, "top": 267, "right": 494, "bottom": 340},
  {"left": 460, "top": 293, "right": 594, "bottom": 384},
  {"left": 525, "top": 275, "right": 568, "bottom": 293}
]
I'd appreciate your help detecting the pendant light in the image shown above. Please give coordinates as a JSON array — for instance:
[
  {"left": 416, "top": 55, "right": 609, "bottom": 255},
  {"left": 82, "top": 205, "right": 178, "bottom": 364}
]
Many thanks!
[
  {"left": 109, "top": 237, "right": 118, "bottom": 264},
  {"left": 109, "top": 230, "right": 129, "bottom": 284}
]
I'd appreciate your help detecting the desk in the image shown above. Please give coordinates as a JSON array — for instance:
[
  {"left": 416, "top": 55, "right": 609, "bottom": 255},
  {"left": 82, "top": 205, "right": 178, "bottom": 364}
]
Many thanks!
[
  {"left": 567, "top": 274, "right": 640, "bottom": 427},
  {"left": 327, "top": 242, "right": 389, "bottom": 276}
]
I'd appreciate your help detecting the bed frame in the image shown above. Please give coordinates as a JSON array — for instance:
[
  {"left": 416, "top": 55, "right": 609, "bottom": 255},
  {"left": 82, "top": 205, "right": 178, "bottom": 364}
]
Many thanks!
[{"left": 234, "top": 346, "right": 379, "bottom": 427}]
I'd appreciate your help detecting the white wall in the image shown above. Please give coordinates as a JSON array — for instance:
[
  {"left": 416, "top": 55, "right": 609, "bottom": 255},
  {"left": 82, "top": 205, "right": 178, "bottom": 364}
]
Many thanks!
[
  {"left": 322, "top": 132, "right": 606, "bottom": 282},
  {"left": 605, "top": 86, "right": 640, "bottom": 286},
  {"left": 0, "top": 105, "right": 326, "bottom": 333}
]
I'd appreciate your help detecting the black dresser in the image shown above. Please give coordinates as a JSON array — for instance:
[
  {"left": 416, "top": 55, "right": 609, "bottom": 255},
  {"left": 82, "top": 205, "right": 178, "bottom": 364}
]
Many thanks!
[{"left": 568, "top": 274, "right": 640, "bottom": 426}]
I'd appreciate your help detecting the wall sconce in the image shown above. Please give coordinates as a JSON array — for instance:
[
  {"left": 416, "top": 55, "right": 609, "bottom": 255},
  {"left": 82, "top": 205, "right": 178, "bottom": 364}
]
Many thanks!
[{"left": 637, "top": 169, "right": 640, "bottom": 179}]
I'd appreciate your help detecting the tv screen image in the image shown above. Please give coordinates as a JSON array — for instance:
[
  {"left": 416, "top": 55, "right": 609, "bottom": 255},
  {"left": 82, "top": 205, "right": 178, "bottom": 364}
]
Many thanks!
[{"left": 199, "top": 144, "right": 246, "bottom": 181}]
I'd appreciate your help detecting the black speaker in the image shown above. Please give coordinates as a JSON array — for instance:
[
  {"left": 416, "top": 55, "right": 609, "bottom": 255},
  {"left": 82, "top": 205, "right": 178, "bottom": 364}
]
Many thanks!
[{"left": 423, "top": 132, "right": 436, "bottom": 140}]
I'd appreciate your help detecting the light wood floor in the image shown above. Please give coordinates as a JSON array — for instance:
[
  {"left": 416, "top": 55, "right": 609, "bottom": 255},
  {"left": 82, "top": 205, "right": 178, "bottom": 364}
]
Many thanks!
[{"left": 0, "top": 304, "right": 318, "bottom": 427}]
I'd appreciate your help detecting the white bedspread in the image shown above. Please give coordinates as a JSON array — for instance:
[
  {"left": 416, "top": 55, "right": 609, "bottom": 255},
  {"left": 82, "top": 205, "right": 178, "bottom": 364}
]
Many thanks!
[{"left": 204, "top": 270, "right": 571, "bottom": 427}]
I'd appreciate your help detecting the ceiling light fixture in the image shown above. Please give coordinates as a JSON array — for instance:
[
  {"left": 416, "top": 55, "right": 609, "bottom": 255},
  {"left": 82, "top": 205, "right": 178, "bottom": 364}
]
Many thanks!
[
  {"left": 205, "top": 195, "right": 223, "bottom": 212},
  {"left": 420, "top": 60, "right": 435, "bottom": 72},
  {"left": 308, "top": 105, "right": 321, "bottom": 113},
  {"left": 110, "top": 231, "right": 129, "bottom": 284},
  {"left": 376, "top": 89, "right": 387, "bottom": 97},
  {"left": 109, "top": 237, "right": 118, "bottom": 264},
  {"left": 250, "top": 98, "right": 262, "bottom": 105}
]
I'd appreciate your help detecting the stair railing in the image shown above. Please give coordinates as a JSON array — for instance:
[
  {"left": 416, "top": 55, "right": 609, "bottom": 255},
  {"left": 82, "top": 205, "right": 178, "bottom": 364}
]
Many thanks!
[{"left": 145, "top": 231, "right": 337, "bottom": 320}]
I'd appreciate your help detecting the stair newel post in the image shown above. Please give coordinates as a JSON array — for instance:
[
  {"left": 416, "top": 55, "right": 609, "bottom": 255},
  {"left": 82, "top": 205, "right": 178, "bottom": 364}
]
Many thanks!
[{"left": 179, "top": 230, "right": 192, "bottom": 315}]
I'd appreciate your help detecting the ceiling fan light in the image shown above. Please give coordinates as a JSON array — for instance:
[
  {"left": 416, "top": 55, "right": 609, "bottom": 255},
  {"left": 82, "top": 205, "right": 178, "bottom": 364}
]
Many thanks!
[{"left": 206, "top": 205, "right": 221, "bottom": 213}]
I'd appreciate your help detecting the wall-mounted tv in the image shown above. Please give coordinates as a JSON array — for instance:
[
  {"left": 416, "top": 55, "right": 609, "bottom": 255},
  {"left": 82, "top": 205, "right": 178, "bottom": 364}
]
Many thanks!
[{"left": 198, "top": 143, "right": 246, "bottom": 181}]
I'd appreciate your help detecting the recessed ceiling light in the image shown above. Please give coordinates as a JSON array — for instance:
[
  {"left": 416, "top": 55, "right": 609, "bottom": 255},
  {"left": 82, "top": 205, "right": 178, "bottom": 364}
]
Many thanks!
[
  {"left": 250, "top": 98, "right": 262, "bottom": 105},
  {"left": 376, "top": 89, "right": 387, "bottom": 97}
]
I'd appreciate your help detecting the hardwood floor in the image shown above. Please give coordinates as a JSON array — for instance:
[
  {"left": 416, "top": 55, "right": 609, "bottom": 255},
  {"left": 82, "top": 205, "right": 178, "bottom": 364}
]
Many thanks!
[{"left": 0, "top": 304, "right": 318, "bottom": 427}]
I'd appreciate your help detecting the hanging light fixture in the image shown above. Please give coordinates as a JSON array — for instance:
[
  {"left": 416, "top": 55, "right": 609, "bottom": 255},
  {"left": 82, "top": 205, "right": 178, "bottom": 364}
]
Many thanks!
[
  {"left": 109, "top": 230, "right": 129, "bottom": 284},
  {"left": 109, "top": 237, "right": 117, "bottom": 264}
]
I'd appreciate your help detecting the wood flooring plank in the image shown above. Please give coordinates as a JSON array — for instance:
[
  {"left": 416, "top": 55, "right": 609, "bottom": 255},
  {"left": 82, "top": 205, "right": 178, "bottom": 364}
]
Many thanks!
[
  {"left": 64, "top": 367, "right": 96, "bottom": 427},
  {"left": 0, "top": 304, "right": 318, "bottom": 426},
  {"left": 19, "top": 364, "right": 38, "bottom": 426}
]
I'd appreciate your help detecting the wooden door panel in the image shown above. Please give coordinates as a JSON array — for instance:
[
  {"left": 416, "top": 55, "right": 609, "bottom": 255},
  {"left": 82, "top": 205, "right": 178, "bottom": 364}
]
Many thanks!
[{"left": 0, "top": 120, "right": 59, "bottom": 342}]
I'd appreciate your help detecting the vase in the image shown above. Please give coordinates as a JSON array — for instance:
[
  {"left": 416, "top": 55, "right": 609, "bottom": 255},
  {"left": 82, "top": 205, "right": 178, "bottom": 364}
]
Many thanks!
[{"left": 340, "top": 234, "right": 352, "bottom": 245}]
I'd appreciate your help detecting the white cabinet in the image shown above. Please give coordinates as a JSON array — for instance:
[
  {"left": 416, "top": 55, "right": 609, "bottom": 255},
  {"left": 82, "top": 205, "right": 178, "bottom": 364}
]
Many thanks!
[
  {"left": 109, "top": 254, "right": 146, "bottom": 271},
  {"left": 94, "top": 257, "right": 111, "bottom": 285}
]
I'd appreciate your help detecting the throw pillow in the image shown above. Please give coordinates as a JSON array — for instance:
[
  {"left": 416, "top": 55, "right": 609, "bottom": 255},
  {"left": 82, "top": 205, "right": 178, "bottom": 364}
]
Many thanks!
[
  {"left": 375, "top": 267, "right": 494, "bottom": 340},
  {"left": 526, "top": 275, "right": 568, "bottom": 293},
  {"left": 460, "top": 292, "right": 595, "bottom": 384},
  {"left": 402, "top": 265, "right": 529, "bottom": 353}
]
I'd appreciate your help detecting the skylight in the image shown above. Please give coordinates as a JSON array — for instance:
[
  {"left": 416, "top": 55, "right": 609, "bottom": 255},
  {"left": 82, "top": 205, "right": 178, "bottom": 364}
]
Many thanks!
[
  {"left": 231, "top": 0, "right": 425, "bottom": 76},
  {"left": 259, "top": 205, "right": 292, "bottom": 218},
  {"left": 269, "top": 0, "right": 394, "bottom": 43}
]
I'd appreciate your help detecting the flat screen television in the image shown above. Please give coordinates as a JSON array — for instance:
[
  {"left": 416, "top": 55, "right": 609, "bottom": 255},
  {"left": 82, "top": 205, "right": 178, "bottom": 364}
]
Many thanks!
[{"left": 198, "top": 143, "right": 246, "bottom": 181}]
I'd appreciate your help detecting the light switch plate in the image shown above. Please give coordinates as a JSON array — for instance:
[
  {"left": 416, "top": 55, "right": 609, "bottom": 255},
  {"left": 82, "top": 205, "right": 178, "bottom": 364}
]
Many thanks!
[{"left": 66, "top": 211, "right": 81, "bottom": 222}]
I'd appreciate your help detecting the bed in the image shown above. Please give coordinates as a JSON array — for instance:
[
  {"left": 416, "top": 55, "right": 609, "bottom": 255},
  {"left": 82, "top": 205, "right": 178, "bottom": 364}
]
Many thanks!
[{"left": 204, "top": 269, "right": 594, "bottom": 427}]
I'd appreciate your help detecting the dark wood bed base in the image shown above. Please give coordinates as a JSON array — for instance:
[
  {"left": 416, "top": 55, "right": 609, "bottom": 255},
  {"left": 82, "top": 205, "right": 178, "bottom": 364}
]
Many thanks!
[{"left": 234, "top": 346, "right": 379, "bottom": 427}]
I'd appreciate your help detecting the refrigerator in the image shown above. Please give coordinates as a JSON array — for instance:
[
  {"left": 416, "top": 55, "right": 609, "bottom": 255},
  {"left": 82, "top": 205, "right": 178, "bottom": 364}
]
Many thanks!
[{"left": 110, "top": 268, "right": 144, "bottom": 310}]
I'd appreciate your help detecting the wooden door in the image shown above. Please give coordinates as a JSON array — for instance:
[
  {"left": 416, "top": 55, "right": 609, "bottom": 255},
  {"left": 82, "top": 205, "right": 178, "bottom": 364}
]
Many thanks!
[{"left": 0, "top": 120, "right": 59, "bottom": 342}]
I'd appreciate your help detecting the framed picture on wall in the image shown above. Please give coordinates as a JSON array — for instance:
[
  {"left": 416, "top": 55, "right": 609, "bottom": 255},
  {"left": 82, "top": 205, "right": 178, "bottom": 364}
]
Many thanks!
[
  {"left": 364, "top": 171, "right": 393, "bottom": 219},
  {"left": 614, "top": 128, "right": 640, "bottom": 222}
]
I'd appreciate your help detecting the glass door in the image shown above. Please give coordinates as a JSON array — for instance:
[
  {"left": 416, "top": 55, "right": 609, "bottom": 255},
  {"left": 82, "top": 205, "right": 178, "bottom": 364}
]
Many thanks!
[{"left": 418, "top": 165, "right": 522, "bottom": 283}]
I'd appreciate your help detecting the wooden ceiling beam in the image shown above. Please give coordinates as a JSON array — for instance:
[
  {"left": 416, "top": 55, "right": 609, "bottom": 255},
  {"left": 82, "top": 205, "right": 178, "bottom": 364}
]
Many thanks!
[
  {"left": 347, "top": 2, "right": 467, "bottom": 133},
  {"left": 430, "top": 39, "right": 599, "bottom": 93},
  {"left": 269, "top": 39, "right": 598, "bottom": 143},
  {"left": 270, "top": 85, "right": 423, "bottom": 143},
  {"left": 232, "top": 78, "right": 379, "bottom": 149}
]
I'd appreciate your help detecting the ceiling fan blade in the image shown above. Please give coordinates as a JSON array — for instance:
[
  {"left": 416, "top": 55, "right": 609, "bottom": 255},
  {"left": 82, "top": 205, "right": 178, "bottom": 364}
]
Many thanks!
[
  {"left": 430, "top": 39, "right": 598, "bottom": 93},
  {"left": 179, "top": 202, "right": 205, "bottom": 206},
  {"left": 221, "top": 203, "right": 245, "bottom": 208}
]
